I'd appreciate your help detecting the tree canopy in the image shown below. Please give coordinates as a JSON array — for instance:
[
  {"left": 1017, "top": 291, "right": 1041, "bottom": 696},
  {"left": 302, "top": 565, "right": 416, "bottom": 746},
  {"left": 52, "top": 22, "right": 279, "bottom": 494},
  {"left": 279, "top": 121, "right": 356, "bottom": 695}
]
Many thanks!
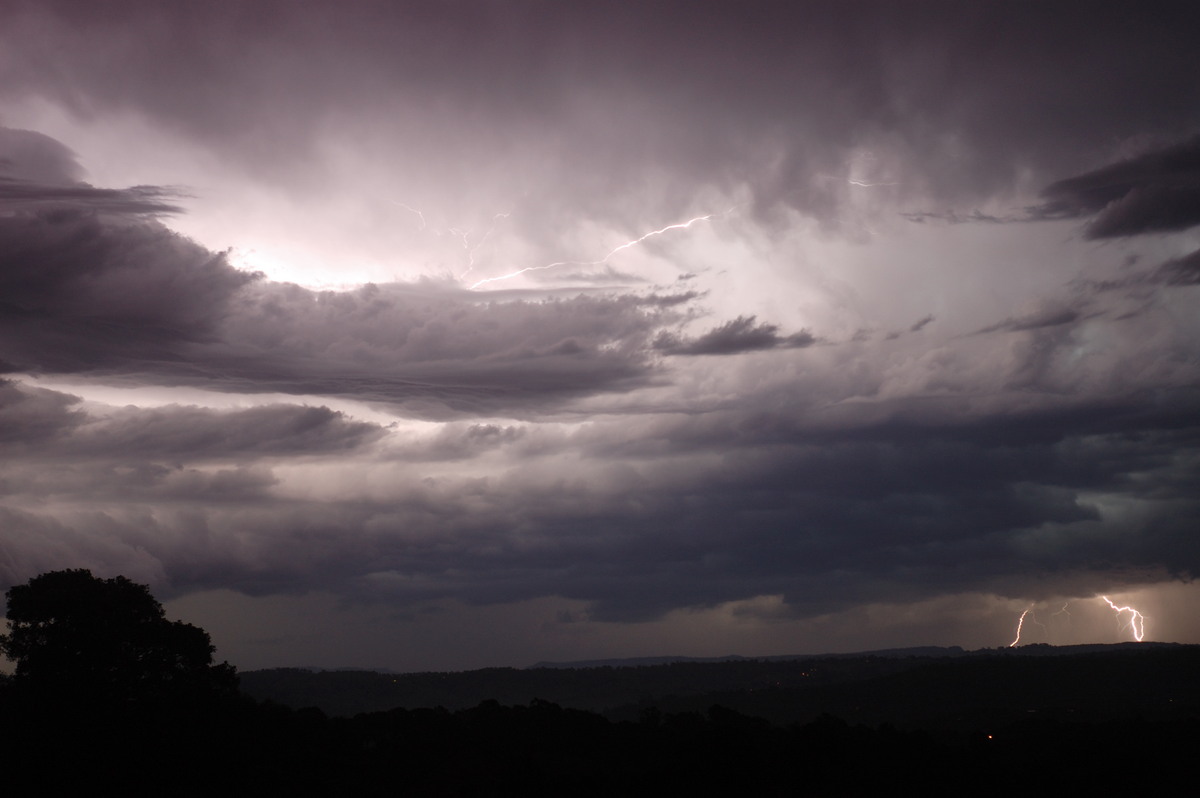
[{"left": 0, "top": 568, "right": 236, "bottom": 704}]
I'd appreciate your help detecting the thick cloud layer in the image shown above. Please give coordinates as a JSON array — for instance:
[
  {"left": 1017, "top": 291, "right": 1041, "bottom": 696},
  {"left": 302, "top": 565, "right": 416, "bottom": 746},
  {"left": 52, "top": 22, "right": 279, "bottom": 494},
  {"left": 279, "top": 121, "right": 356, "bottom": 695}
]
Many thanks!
[
  {"left": 1, "top": 2, "right": 1198, "bottom": 667},
  {"left": 0, "top": 150, "right": 701, "bottom": 412},
  {"left": 0, "top": 207, "right": 252, "bottom": 372}
]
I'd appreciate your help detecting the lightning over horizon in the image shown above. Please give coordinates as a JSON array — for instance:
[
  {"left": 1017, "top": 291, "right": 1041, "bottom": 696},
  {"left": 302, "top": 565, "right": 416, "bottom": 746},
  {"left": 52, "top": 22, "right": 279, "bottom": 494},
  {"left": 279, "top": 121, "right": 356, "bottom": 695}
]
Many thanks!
[
  {"left": 1008, "top": 598, "right": 1148, "bottom": 647},
  {"left": 1102, "top": 596, "right": 1147, "bottom": 642},
  {"left": 1010, "top": 607, "right": 1033, "bottom": 647}
]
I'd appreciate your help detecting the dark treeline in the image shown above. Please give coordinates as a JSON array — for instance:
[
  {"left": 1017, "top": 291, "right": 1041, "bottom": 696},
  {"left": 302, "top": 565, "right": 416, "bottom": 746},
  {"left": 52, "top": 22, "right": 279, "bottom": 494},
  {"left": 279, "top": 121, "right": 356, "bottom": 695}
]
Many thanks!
[
  {"left": 2, "top": 572, "right": 1199, "bottom": 794},
  {"left": 4, "top": 677, "right": 1198, "bottom": 796}
]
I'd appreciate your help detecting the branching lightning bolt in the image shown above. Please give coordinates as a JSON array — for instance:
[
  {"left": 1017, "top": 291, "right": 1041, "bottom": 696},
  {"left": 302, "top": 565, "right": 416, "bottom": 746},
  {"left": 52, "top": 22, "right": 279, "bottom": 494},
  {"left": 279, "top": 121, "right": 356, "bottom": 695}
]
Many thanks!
[
  {"left": 469, "top": 212, "right": 721, "bottom": 290},
  {"left": 1101, "top": 596, "right": 1146, "bottom": 642}
]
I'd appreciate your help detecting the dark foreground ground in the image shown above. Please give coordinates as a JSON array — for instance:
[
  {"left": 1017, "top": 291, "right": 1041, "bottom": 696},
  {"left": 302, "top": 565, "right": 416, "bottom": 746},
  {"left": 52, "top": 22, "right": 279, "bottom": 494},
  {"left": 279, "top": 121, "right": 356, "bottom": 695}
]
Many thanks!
[{"left": 4, "top": 644, "right": 1197, "bottom": 795}]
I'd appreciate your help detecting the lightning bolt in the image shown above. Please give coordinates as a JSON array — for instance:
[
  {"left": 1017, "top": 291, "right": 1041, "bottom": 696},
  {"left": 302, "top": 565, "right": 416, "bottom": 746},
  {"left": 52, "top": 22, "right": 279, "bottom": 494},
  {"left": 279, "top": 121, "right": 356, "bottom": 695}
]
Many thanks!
[
  {"left": 1010, "top": 608, "right": 1033, "bottom": 647},
  {"left": 847, "top": 179, "right": 898, "bottom": 187},
  {"left": 469, "top": 212, "right": 721, "bottom": 290},
  {"left": 1101, "top": 596, "right": 1146, "bottom": 642}
]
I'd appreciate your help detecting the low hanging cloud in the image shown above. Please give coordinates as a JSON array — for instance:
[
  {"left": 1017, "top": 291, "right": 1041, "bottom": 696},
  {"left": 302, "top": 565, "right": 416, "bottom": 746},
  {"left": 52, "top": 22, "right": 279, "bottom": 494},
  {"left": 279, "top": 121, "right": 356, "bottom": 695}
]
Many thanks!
[{"left": 5, "top": 390, "right": 1199, "bottom": 617}]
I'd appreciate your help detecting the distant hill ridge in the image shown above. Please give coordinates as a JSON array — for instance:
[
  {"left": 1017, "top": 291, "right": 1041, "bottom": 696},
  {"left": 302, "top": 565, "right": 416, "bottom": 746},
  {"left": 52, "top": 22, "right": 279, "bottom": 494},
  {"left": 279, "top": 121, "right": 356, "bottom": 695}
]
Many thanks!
[
  {"left": 528, "top": 645, "right": 967, "bottom": 669},
  {"left": 239, "top": 642, "right": 1199, "bottom": 725}
]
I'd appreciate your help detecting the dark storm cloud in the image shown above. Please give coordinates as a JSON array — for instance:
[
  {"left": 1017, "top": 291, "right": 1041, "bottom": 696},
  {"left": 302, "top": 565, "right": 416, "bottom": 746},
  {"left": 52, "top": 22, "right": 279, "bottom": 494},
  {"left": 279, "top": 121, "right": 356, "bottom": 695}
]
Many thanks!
[
  {"left": 0, "top": 461, "right": 279, "bottom": 507},
  {"left": 0, "top": 380, "right": 383, "bottom": 458},
  {"left": 0, "top": 505, "right": 150, "bottom": 587},
  {"left": 480, "top": 399, "right": 1200, "bottom": 619},
  {"left": 0, "top": 209, "right": 256, "bottom": 373},
  {"left": 911, "top": 136, "right": 1200, "bottom": 238},
  {"left": 1038, "top": 136, "right": 1200, "bottom": 239},
  {"left": 203, "top": 281, "right": 693, "bottom": 414},
  {"left": 7, "top": 141, "right": 1192, "bottom": 616},
  {"left": 1, "top": 1, "right": 1199, "bottom": 651},
  {"left": 5, "top": 2, "right": 1199, "bottom": 228},
  {"left": 9, "top": 391, "right": 1197, "bottom": 615},
  {"left": 654, "top": 316, "right": 815, "bottom": 356},
  {"left": 69, "top": 404, "right": 384, "bottom": 459},
  {"left": 0, "top": 379, "right": 82, "bottom": 443}
]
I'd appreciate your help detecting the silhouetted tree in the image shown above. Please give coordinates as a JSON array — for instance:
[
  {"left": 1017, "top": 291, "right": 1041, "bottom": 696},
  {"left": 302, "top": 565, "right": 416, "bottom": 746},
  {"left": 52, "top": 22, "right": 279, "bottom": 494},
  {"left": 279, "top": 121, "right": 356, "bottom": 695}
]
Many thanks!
[
  {"left": 0, "top": 568, "right": 236, "bottom": 705},
  {"left": 0, "top": 570, "right": 244, "bottom": 794}
]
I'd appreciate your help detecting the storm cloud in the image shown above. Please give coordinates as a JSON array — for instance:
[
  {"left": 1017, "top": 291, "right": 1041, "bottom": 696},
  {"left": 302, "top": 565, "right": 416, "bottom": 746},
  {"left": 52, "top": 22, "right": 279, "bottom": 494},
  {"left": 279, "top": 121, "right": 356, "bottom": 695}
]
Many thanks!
[
  {"left": 1040, "top": 136, "right": 1200, "bottom": 239},
  {"left": 1, "top": 1, "right": 1198, "bottom": 670}
]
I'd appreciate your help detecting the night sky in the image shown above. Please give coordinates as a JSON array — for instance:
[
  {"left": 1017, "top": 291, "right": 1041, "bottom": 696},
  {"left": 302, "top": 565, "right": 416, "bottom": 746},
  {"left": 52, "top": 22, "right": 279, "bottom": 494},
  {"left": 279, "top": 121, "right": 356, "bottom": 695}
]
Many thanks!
[{"left": 2, "top": 1, "right": 1199, "bottom": 672}]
